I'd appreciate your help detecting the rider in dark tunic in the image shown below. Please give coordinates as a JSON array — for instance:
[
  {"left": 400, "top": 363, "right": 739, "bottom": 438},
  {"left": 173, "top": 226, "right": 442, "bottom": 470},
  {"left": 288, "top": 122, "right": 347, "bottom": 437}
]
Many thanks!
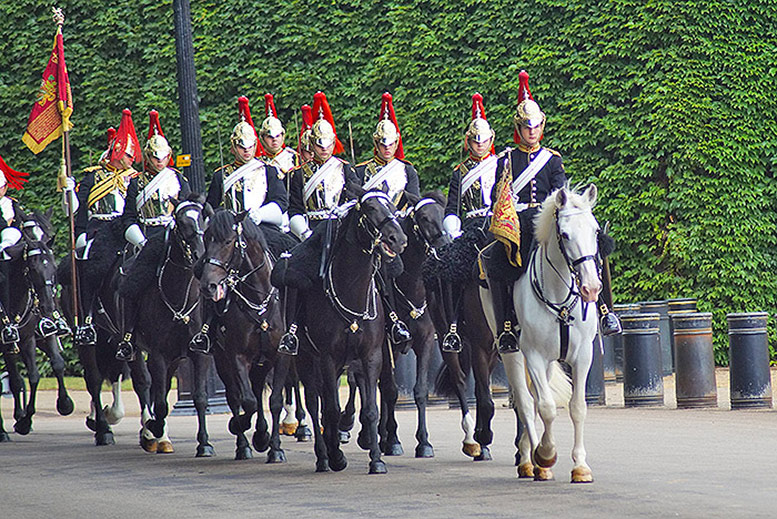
[
  {"left": 189, "top": 96, "right": 289, "bottom": 354},
  {"left": 274, "top": 91, "right": 358, "bottom": 355},
  {"left": 0, "top": 156, "right": 28, "bottom": 352},
  {"left": 115, "top": 110, "right": 191, "bottom": 361},
  {"left": 353, "top": 92, "right": 420, "bottom": 346}
]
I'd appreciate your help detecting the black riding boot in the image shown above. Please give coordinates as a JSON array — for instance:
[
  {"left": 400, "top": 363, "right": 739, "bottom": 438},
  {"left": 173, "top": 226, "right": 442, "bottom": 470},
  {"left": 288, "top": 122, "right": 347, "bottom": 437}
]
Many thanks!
[
  {"left": 440, "top": 281, "right": 462, "bottom": 353},
  {"left": 73, "top": 265, "right": 98, "bottom": 346},
  {"left": 278, "top": 287, "right": 300, "bottom": 356},
  {"left": 0, "top": 265, "right": 19, "bottom": 350},
  {"left": 490, "top": 282, "right": 519, "bottom": 353}
]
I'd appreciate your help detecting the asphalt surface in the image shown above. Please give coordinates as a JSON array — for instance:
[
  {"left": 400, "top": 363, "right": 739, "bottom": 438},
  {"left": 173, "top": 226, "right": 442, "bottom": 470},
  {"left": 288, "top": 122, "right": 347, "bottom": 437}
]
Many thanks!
[{"left": 1, "top": 373, "right": 776, "bottom": 519}]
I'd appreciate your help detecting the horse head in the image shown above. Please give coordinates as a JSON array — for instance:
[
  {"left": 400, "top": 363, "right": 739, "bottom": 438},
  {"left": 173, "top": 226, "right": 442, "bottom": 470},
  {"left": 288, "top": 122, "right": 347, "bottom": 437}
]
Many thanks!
[
  {"left": 403, "top": 190, "right": 451, "bottom": 256},
  {"left": 536, "top": 184, "right": 602, "bottom": 303},
  {"left": 345, "top": 183, "right": 407, "bottom": 260},
  {"left": 19, "top": 213, "right": 61, "bottom": 337},
  {"left": 171, "top": 194, "right": 209, "bottom": 265},
  {"left": 20, "top": 208, "right": 55, "bottom": 248}
]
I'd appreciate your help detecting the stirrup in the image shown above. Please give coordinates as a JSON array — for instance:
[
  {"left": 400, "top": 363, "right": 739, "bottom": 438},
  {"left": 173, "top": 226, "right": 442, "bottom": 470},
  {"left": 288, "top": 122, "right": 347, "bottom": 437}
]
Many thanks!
[
  {"left": 74, "top": 322, "right": 97, "bottom": 346},
  {"left": 278, "top": 324, "right": 299, "bottom": 356},
  {"left": 115, "top": 334, "right": 135, "bottom": 362},
  {"left": 600, "top": 309, "right": 622, "bottom": 337},
  {"left": 53, "top": 311, "right": 71, "bottom": 337},
  {"left": 189, "top": 324, "right": 211, "bottom": 354},
  {"left": 496, "top": 321, "right": 520, "bottom": 354},
  {"left": 441, "top": 323, "right": 462, "bottom": 353},
  {"left": 389, "top": 312, "right": 412, "bottom": 345},
  {"left": 37, "top": 317, "right": 58, "bottom": 338},
  {"left": 1, "top": 323, "right": 20, "bottom": 344}
]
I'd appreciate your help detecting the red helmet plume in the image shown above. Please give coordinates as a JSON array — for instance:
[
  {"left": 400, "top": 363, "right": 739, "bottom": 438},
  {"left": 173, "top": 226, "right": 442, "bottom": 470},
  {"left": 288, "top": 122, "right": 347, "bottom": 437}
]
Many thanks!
[
  {"left": 110, "top": 108, "right": 142, "bottom": 164},
  {"left": 0, "top": 154, "right": 29, "bottom": 190},
  {"left": 237, "top": 96, "right": 263, "bottom": 157},
  {"left": 147, "top": 110, "right": 164, "bottom": 140}
]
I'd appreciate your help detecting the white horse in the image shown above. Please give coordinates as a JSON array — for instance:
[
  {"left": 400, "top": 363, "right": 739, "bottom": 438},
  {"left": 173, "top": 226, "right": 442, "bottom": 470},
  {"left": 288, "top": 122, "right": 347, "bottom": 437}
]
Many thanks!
[{"left": 484, "top": 184, "right": 601, "bottom": 483}]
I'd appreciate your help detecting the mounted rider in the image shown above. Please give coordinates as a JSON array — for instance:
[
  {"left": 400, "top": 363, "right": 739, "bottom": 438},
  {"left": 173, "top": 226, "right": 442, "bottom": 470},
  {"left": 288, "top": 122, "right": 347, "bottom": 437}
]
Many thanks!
[
  {"left": 425, "top": 93, "right": 499, "bottom": 352},
  {"left": 273, "top": 91, "right": 358, "bottom": 355},
  {"left": 0, "top": 155, "right": 29, "bottom": 352},
  {"left": 64, "top": 108, "right": 142, "bottom": 348},
  {"left": 115, "top": 110, "right": 192, "bottom": 361},
  {"left": 189, "top": 96, "right": 289, "bottom": 354},
  {"left": 354, "top": 92, "right": 420, "bottom": 346}
]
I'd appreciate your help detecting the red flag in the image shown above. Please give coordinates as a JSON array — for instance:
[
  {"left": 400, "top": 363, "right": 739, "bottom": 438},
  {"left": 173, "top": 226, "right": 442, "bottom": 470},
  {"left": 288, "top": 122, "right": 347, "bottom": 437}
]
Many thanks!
[{"left": 22, "top": 26, "right": 74, "bottom": 154}]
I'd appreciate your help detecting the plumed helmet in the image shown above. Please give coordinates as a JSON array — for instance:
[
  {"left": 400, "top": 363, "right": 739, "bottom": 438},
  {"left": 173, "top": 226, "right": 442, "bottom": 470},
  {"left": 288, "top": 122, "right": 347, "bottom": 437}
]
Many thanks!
[
  {"left": 143, "top": 110, "right": 172, "bottom": 163},
  {"left": 373, "top": 92, "right": 404, "bottom": 159},
  {"left": 512, "top": 70, "right": 545, "bottom": 142},
  {"left": 260, "top": 93, "right": 285, "bottom": 139},
  {"left": 465, "top": 93, "right": 495, "bottom": 145},
  {"left": 311, "top": 119, "right": 336, "bottom": 149},
  {"left": 311, "top": 91, "right": 344, "bottom": 154},
  {"left": 110, "top": 108, "right": 142, "bottom": 164},
  {"left": 231, "top": 96, "right": 259, "bottom": 151}
]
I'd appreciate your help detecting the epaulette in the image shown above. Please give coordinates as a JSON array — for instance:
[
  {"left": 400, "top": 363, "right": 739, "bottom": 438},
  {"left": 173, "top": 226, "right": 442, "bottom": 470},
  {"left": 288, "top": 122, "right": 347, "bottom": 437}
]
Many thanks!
[
  {"left": 356, "top": 159, "right": 372, "bottom": 168},
  {"left": 214, "top": 163, "right": 234, "bottom": 174},
  {"left": 82, "top": 165, "right": 103, "bottom": 174},
  {"left": 545, "top": 147, "right": 562, "bottom": 157},
  {"left": 398, "top": 158, "right": 414, "bottom": 167},
  {"left": 288, "top": 163, "right": 306, "bottom": 174}
]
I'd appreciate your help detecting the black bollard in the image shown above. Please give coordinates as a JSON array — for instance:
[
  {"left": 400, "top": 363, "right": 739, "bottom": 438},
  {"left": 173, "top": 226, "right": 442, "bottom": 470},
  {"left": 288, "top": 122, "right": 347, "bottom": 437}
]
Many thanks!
[
  {"left": 667, "top": 298, "right": 698, "bottom": 373},
  {"left": 585, "top": 337, "right": 606, "bottom": 406},
  {"left": 728, "top": 312, "right": 772, "bottom": 409},
  {"left": 172, "top": 356, "right": 229, "bottom": 415},
  {"left": 639, "top": 301, "right": 672, "bottom": 376},
  {"left": 622, "top": 313, "right": 664, "bottom": 407},
  {"left": 394, "top": 348, "right": 417, "bottom": 409},
  {"left": 612, "top": 303, "right": 640, "bottom": 382},
  {"left": 673, "top": 312, "right": 717, "bottom": 408}
]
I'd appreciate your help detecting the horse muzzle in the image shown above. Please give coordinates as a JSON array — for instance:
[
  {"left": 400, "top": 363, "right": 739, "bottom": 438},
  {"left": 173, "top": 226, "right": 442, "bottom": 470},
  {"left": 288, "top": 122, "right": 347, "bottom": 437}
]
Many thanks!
[{"left": 202, "top": 280, "right": 227, "bottom": 302}]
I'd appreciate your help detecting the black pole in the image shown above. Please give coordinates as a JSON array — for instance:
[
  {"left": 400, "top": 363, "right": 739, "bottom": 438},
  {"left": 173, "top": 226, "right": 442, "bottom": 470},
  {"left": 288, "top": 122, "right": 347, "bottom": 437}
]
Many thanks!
[{"left": 173, "top": 0, "right": 206, "bottom": 193}]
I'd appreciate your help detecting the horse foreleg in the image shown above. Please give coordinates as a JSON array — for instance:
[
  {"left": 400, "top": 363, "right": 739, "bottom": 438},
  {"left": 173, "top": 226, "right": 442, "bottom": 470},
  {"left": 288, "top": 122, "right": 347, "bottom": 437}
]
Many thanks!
[
  {"left": 14, "top": 338, "right": 39, "bottom": 435},
  {"left": 142, "top": 353, "right": 171, "bottom": 453},
  {"left": 300, "top": 365, "right": 328, "bottom": 472},
  {"left": 104, "top": 376, "right": 125, "bottom": 425},
  {"left": 378, "top": 344, "right": 402, "bottom": 456},
  {"left": 569, "top": 358, "right": 593, "bottom": 483},
  {"left": 525, "top": 352, "right": 558, "bottom": 473},
  {"left": 337, "top": 366, "right": 358, "bottom": 443},
  {"left": 129, "top": 356, "right": 152, "bottom": 429},
  {"left": 357, "top": 343, "right": 386, "bottom": 474},
  {"left": 190, "top": 353, "right": 214, "bottom": 457},
  {"left": 471, "top": 343, "right": 495, "bottom": 461},
  {"left": 292, "top": 370, "right": 312, "bottom": 442},
  {"left": 249, "top": 361, "right": 271, "bottom": 454},
  {"left": 78, "top": 345, "right": 114, "bottom": 445},
  {"left": 266, "top": 354, "right": 291, "bottom": 464},
  {"left": 39, "top": 337, "right": 74, "bottom": 416},
  {"left": 501, "top": 351, "right": 535, "bottom": 478},
  {"left": 412, "top": 329, "right": 434, "bottom": 458},
  {"left": 320, "top": 356, "right": 347, "bottom": 472}
]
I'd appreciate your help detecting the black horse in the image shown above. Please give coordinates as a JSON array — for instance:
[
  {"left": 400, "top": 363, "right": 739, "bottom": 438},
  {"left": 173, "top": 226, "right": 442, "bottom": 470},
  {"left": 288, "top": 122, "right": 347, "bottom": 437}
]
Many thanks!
[
  {"left": 196, "top": 209, "right": 290, "bottom": 462},
  {"left": 339, "top": 191, "right": 450, "bottom": 458},
  {"left": 0, "top": 209, "right": 74, "bottom": 440},
  {"left": 120, "top": 195, "right": 212, "bottom": 456},
  {"left": 291, "top": 188, "right": 407, "bottom": 474},
  {"left": 58, "top": 219, "right": 152, "bottom": 446}
]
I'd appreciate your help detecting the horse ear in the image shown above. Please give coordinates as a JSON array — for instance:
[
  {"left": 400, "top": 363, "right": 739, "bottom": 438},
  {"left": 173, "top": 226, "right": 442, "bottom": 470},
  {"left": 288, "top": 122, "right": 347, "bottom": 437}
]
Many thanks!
[
  {"left": 45, "top": 207, "right": 54, "bottom": 222},
  {"left": 584, "top": 184, "right": 598, "bottom": 206},
  {"left": 403, "top": 190, "right": 420, "bottom": 207},
  {"left": 555, "top": 188, "right": 567, "bottom": 208},
  {"left": 203, "top": 202, "right": 215, "bottom": 219}
]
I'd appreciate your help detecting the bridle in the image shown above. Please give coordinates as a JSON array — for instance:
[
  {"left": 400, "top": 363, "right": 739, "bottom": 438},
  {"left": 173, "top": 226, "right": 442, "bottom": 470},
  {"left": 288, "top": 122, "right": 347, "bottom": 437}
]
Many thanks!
[
  {"left": 407, "top": 198, "right": 445, "bottom": 260},
  {"left": 355, "top": 192, "right": 400, "bottom": 255}
]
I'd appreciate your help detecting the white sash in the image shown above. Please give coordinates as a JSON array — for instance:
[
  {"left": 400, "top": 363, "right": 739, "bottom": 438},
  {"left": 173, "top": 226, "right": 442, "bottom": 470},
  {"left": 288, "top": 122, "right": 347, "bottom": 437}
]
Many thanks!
[
  {"left": 223, "top": 159, "right": 265, "bottom": 192},
  {"left": 136, "top": 168, "right": 179, "bottom": 209},
  {"left": 303, "top": 158, "right": 340, "bottom": 203},
  {"left": 362, "top": 159, "right": 404, "bottom": 191},
  {"left": 512, "top": 148, "right": 552, "bottom": 195},
  {"left": 460, "top": 155, "right": 498, "bottom": 195}
]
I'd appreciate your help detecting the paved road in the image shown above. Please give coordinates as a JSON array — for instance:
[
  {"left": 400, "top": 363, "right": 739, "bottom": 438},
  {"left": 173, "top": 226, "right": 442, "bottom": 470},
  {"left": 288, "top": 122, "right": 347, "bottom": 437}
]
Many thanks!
[{"left": 1, "top": 380, "right": 776, "bottom": 519}]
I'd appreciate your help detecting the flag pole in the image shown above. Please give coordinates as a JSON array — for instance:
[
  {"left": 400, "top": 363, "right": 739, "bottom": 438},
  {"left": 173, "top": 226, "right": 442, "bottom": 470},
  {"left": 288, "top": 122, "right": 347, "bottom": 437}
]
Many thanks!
[{"left": 52, "top": 7, "right": 79, "bottom": 326}]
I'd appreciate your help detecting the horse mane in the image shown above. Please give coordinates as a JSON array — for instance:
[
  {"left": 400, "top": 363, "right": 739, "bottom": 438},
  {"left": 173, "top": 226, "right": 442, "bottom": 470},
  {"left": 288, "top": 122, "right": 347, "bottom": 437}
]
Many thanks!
[
  {"left": 534, "top": 183, "right": 595, "bottom": 245},
  {"left": 420, "top": 189, "right": 446, "bottom": 207},
  {"left": 207, "top": 208, "right": 269, "bottom": 252}
]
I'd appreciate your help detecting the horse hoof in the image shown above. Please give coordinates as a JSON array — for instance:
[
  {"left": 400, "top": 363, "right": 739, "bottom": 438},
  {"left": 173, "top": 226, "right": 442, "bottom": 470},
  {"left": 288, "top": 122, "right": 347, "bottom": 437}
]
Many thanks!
[
  {"left": 86, "top": 417, "right": 97, "bottom": 432},
  {"left": 517, "top": 462, "right": 534, "bottom": 478},
  {"left": 0, "top": 431, "right": 11, "bottom": 442},
  {"left": 156, "top": 440, "right": 174, "bottom": 454},
  {"left": 140, "top": 435, "right": 158, "bottom": 453},
  {"left": 534, "top": 449, "right": 557, "bottom": 468},
  {"left": 280, "top": 422, "right": 298, "bottom": 436},
  {"left": 571, "top": 466, "right": 594, "bottom": 483},
  {"left": 228, "top": 417, "right": 242, "bottom": 436},
  {"left": 384, "top": 442, "right": 404, "bottom": 456},
  {"left": 235, "top": 446, "right": 253, "bottom": 460},
  {"left": 196, "top": 444, "right": 215, "bottom": 458},
  {"left": 415, "top": 444, "right": 434, "bottom": 458},
  {"left": 357, "top": 431, "right": 370, "bottom": 451},
  {"left": 338, "top": 430, "right": 351, "bottom": 444},
  {"left": 14, "top": 417, "right": 32, "bottom": 436},
  {"left": 252, "top": 430, "right": 270, "bottom": 453},
  {"left": 329, "top": 451, "right": 347, "bottom": 472},
  {"left": 266, "top": 449, "right": 287, "bottom": 464},
  {"left": 462, "top": 442, "right": 481, "bottom": 458},
  {"left": 474, "top": 446, "right": 492, "bottom": 461},
  {"left": 295, "top": 425, "right": 312, "bottom": 442},
  {"left": 95, "top": 431, "right": 115, "bottom": 446},
  {"left": 315, "top": 459, "right": 330, "bottom": 473},
  {"left": 369, "top": 460, "right": 387, "bottom": 474},
  {"left": 534, "top": 466, "right": 554, "bottom": 481},
  {"left": 57, "top": 396, "right": 75, "bottom": 416}
]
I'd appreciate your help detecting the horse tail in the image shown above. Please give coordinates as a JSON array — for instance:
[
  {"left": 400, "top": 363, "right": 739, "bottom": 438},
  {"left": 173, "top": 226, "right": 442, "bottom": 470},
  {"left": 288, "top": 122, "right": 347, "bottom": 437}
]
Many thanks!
[
  {"left": 548, "top": 360, "right": 573, "bottom": 407},
  {"left": 434, "top": 344, "right": 471, "bottom": 398}
]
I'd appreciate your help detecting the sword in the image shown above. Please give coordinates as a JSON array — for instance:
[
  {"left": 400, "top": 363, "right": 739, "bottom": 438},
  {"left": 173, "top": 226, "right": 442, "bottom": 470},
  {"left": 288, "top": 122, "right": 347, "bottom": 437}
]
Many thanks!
[{"left": 348, "top": 122, "right": 356, "bottom": 165}]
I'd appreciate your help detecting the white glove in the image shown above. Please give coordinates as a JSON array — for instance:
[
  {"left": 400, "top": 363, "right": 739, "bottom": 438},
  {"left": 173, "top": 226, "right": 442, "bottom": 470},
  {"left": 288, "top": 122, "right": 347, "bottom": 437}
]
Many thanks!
[
  {"left": 249, "top": 202, "right": 284, "bottom": 227},
  {"left": 124, "top": 224, "right": 147, "bottom": 248},
  {"left": 62, "top": 177, "right": 79, "bottom": 213},
  {"left": 442, "top": 214, "right": 463, "bottom": 239},
  {"left": 289, "top": 214, "right": 312, "bottom": 240}
]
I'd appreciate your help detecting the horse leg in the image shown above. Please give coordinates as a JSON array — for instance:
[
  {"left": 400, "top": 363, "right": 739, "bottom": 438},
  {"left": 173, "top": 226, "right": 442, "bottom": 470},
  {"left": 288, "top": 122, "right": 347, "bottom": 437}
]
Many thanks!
[
  {"left": 526, "top": 352, "right": 558, "bottom": 476},
  {"left": 569, "top": 358, "right": 593, "bottom": 483},
  {"left": 39, "top": 337, "right": 74, "bottom": 416},
  {"left": 337, "top": 367, "right": 358, "bottom": 444},
  {"left": 471, "top": 343, "right": 495, "bottom": 462},
  {"left": 249, "top": 361, "right": 271, "bottom": 454},
  {"left": 266, "top": 354, "right": 291, "bottom": 464},
  {"left": 190, "top": 353, "right": 215, "bottom": 457},
  {"left": 103, "top": 374, "right": 125, "bottom": 425},
  {"left": 320, "top": 356, "right": 347, "bottom": 472},
  {"left": 129, "top": 356, "right": 153, "bottom": 431},
  {"left": 378, "top": 343, "right": 403, "bottom": 456},
  {"left": 300, "top": 365, "right": 328, "bottom": 472},
  {"left": 292, "top": 368, "right": 312, "bottom": 442},
  {"left": 143, "top": 353, "right": 171, "bottom": 453},
  {"left": 501, "top": 351, "right": 535, "bottom": 478},
  {"left": 280, "top": 378, "right": 298, "bottom": 436},
  {"left": 15, "top": 337, "right": 40, "bottom": 435},
  {"left": 441, "top": 349, "right": 479, "bottom": 458},
  {"left": 3, "top": 350, "right": 25, "bottom": 423},
  {"left": 233, "top": 356, "right": 257, "bottom": 460},
  {"left": 357, "top": 342, "right": 386, "bottom": 474},
  {"left": 79, "top": 345, "right": 114, "bottom": 445},
  {"left": 0, "top": 351, "right": 12, "bottom": 441},
  {"left": 212, "top": 350, "right": 252, "bottom": 460},
  {"left": 412, "top": 329, "right": 434, "bottom": 458}
]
